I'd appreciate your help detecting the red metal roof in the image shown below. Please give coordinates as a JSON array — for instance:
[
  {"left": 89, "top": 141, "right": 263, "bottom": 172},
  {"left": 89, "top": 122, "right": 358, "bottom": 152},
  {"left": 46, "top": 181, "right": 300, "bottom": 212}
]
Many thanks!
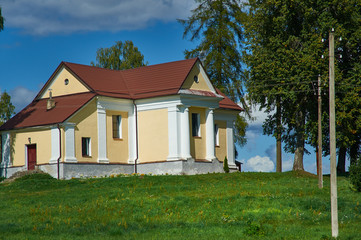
[
  {"left": 1, "top": 59, "right": 243, "bottom": 131},
  {"left": 0, "top": 93, "right": 96, "bottom": 130},
  {"left": 63, "top": 59, "right": 243, "bottom": 111},
  {"left": 63, "top": 58, "right": 198, "bottom": 99},
  {"left": 216, "top": 89, "right": 243, "bottom": 111}
]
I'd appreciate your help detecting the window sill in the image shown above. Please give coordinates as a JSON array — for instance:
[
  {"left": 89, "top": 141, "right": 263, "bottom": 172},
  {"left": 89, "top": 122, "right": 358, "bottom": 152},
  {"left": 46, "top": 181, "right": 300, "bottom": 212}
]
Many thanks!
[
  {"left": 82, "top": 155, "right": 92, "bottom": 158},
  {"left": 113, "top": 138, "right": 124, "bottom": 141},
  {"left": 192, "top": 136, "right": 202, "bottom": 139}
]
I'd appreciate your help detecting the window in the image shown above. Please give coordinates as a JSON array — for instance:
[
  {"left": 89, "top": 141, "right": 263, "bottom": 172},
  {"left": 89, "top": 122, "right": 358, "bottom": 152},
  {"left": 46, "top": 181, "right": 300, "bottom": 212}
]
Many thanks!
[
  {"left": 82, "top": 137, "right": 91, "bottom": 157},
  {"left": 214, "top": 124, "right": 219, "bottom": 146},
  {"left": 192, "top": 113, "right": 200, "bottom": 137},
  {"left": 112, "top": 115, "right": 122, "bottom": 139}
]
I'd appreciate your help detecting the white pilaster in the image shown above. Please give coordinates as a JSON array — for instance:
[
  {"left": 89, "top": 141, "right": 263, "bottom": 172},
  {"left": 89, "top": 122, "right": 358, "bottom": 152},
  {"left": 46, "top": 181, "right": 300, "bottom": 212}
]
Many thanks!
[
  {"left": 64, "top": 123, "right": 77, "bottom": 163},
  {"left": 205, "top": 108, "right": 216, "bottom": 161},
  {"left": 1, "top": 132, "right": 11, "bottom": 168},
  {"left": 128, "top": 104, "right": 137, "bottom": 163},
  {"left": 180, "top": 106, "right": 192, "bottom": 160},
  {"left": 226, "top": 121, "right": 236, "bottom": 167},
  {"left": 97, "top": 107, "right": 109, "bottom": 163},
  {"left": 50, "top": 127, "right": 60, "bottom": 164},
  {"left": 167, "top": 105, "right": 180, "bottom": 161}
]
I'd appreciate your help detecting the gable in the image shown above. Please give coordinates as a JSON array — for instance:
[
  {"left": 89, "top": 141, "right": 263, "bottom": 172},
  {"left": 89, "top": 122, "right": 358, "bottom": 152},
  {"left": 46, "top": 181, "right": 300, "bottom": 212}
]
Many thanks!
[
  {"left": 181, "top": 61, "right": 215, "bottom": 93},
  {"left": 38, "top": 66, "right": 90, "bottom": 99}
]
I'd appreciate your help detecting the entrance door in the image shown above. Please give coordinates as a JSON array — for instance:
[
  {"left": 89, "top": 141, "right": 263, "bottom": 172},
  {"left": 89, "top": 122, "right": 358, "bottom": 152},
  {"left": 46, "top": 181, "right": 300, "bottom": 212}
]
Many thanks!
[{"left": 27, "top": 144, "right": 37, "bottom": 170}]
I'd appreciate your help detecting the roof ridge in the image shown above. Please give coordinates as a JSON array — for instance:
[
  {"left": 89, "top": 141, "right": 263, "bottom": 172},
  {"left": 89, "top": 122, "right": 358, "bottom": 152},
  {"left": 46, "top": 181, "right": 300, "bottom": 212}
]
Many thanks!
[
  {"left": 119, "top": 57, "right": 199, "bottom": 73},
  {"left": 63, "top": 58, "right": 199, "bottom": 73}
]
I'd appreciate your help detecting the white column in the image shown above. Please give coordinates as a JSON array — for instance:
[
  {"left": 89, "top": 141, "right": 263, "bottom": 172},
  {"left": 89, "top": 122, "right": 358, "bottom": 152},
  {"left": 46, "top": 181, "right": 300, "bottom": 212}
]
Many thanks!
[
  {"left": 167, "top": 105, "right": 180, "bottom": 161},
  {"left": 50, "top": 127, "right": 60, "bottom": 164},
  {"left": 64, "top": 124, "right": 77, "bottom": 163},
  {"left": 97, "top": 107, "right": 109, "bottom": 163},
  {"left": 226, "top": 121, "right": 236, "bottom": 168},
  {"left": 205, "top": 108, "right": 216, "bottom": 161},
  {"left": 1, "top": 132, "right": 11, "bottom": 168},
  {"left": 180, "top": 106, "right": 192, "bottom": 160},
  {"left": 128, "top": 104, "right": 137, "bottom": 163}
]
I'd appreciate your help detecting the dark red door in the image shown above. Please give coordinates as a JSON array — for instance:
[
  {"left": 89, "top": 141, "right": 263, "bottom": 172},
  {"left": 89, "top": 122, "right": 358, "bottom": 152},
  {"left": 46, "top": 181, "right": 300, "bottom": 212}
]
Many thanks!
[{"left": 27, "top": 144, "right": 36, "bottom": 170}]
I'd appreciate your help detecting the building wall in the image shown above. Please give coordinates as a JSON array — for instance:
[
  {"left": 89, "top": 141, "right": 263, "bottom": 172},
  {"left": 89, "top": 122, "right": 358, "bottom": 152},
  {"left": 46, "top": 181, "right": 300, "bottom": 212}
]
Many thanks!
[
  {"left": 189, "top": 107, "right": 206, "bottom": 160},
  {"left": 215, "top": 120, "right": 227, "bottom": 162},
  {"left": 9, "top": 129, "right": 52, "bottom": 167},
  {"left": 106, "top": 110, "right": 129, "bottom": 163},
  {"left": 68, "top": 99, "right": 99, "bottom": 163},
  {"left": 138, "top": 108, "right": 168, "bottom": 163},
  {"left": 181, "top": 65, "right": 211, "bottom": 91},
  {"left": 40, "top": 68, "right": 89, "bottom": 98}
]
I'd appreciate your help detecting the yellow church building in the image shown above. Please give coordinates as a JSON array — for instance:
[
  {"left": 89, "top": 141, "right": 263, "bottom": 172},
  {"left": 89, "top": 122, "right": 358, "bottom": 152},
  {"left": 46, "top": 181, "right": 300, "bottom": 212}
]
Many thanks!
[{"left": 0, "top": 58, "right": 242, "bottom": 179}]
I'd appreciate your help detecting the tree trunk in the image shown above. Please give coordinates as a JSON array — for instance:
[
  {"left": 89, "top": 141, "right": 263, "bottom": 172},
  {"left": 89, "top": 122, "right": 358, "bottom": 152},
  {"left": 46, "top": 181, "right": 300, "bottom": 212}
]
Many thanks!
[
  {"left": 293, "top": 109, "right": 305, "bottom": 171},
  {"left": 337, "top": 147, "right": 346, "bottom": 174},
  {"left": 276, "top": 98, "right": 282, "bottom": 172},
  {"left": 293, "top": 140, "right": 305, "bottom": 171},
  {"left": 350, "top": 141, "right": 359, "bottom": 166}
]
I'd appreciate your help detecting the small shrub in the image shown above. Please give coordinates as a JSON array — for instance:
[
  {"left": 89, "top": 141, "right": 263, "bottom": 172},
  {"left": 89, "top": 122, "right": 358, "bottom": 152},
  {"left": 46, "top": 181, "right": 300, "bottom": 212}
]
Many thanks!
[
  {"left": 349, "top": 160, "right": 361, "bottom": 192},
  {"left": 15, "top": 173, "right": 54, "bottom": 181},
  {"left": 0, "top": 176, "right": 5, "bottom": 182},
  {"left": 223, "top": 156, "right": 229, "bottom": 173}
]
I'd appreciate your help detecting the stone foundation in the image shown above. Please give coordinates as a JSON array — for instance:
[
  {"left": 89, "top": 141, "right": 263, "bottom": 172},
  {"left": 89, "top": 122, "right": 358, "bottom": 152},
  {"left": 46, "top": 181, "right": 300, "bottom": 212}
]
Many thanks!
[{"left": 1, "top": 159, "right": 237, "bottom": 179}]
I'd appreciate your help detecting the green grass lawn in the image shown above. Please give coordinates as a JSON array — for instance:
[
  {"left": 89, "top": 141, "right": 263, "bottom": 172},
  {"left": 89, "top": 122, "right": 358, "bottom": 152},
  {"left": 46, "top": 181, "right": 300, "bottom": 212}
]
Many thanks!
[{"left": 0, "top": 171, "right": 360, "bottom": 240}]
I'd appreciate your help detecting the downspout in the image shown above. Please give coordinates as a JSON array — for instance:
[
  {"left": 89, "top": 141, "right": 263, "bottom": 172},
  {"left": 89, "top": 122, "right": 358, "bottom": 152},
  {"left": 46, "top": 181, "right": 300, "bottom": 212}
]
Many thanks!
[
  {"left": 133, "top": 100, "right": 139, "bottom": 174},
  {"left": 57, "top": 124, "right": 61, "bottom": 180}
]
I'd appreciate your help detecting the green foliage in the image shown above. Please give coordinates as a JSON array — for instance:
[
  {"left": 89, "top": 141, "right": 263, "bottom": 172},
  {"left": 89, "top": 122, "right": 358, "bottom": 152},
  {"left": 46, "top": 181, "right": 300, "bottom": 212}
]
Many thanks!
[
  {"left": 91, "top": 40, "right": 147, "bottom": 70},
  {"left": 243, "top": 219, "right": 265, "bottom": 237},
  {"left": 243, "top": 0, "right": 361, "bottom": 170},
  {"left": 179, "top": 0, "right": 248, "bottom": 145},
  {"left": 0, "top": 91, "right": 15, "bottom": 126},
  {"left": 15, "top": 173, "right": 54, "bottom": 181},
  {"left": 178, "top": 0, "right": 245, "bottom": 102},
  {"left": 223, "top": 156, "right": 229, "bottom": 173},
  {"left": 349, "top": 159, "right": 361, "bottom": 192},
  {"left": 1, "top": 172, "right": 360, "bottom": 239},
  {"left": 234, "top": 115, "right": 248, "bottom": 147}
]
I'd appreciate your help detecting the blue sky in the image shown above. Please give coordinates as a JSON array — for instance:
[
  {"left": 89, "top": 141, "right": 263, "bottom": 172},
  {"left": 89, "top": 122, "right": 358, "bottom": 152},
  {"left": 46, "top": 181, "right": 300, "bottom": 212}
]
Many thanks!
[{"left": 0, "top": 0, "right": 338, "bottom": 174}]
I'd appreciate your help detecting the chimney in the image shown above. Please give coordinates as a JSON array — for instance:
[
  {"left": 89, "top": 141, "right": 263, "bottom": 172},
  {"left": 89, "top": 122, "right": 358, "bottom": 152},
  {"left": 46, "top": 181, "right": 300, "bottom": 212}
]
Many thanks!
[{"left": 47, "top": 89, "right": 56, "bottom": 110}]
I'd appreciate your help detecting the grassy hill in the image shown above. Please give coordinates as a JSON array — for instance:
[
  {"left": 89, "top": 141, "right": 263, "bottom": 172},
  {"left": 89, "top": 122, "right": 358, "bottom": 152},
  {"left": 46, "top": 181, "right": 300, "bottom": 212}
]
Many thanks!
[{"left": 0, "top": 171, "right": 360, "bottom": 239}]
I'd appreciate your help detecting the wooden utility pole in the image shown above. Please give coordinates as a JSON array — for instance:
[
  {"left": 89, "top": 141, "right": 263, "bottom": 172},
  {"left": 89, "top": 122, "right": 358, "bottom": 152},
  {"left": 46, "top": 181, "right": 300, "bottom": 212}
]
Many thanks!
[
  {"left": 276, "top": 97, "right": 282, "bottom": 172},
  {"left": 317, "top": 75, "right": 323, "bottom": 189},
  {"left": 329, "top": 29, "right": 338, "bottom": 238}
]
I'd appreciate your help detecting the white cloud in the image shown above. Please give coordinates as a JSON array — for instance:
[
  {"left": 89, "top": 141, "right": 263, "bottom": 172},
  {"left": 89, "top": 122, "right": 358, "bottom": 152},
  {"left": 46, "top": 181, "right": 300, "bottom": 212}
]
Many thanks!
[
  {"left": 10, "top": 86, "right": 37, "bottom": 112},
  {"left": 1, "top": 0, "right": 196, "bottom": 35},
  {"left": 245, "top": 103, "right": 275, "bottom": 128},
  {"left": 244, "top": 155, "right": 275, "bottom": 172}
]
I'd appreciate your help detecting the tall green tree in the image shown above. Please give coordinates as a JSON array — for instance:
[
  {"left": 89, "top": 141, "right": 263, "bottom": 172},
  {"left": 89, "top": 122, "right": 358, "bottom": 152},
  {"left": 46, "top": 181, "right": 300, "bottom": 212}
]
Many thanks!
[
  {"left": 244, "top": 0, "right": 361, "bottom": 171},
  {"left": 0, "top": 91, "right": 15, "bottom": 126},
  {"left": 179, "top": 0, "right": 244, "bottom": 102},
  {"left": 0, "top": 7, "right": 4, "bottom": 31},
  {"left": 179, "top": 0, "right": 248, "bottom": 146},
  {"left": 244, "top": 0, "right": 326, "bottom": 170},
  {"left": 91, "top": 40, "right": 147, "bottom": 70}
]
